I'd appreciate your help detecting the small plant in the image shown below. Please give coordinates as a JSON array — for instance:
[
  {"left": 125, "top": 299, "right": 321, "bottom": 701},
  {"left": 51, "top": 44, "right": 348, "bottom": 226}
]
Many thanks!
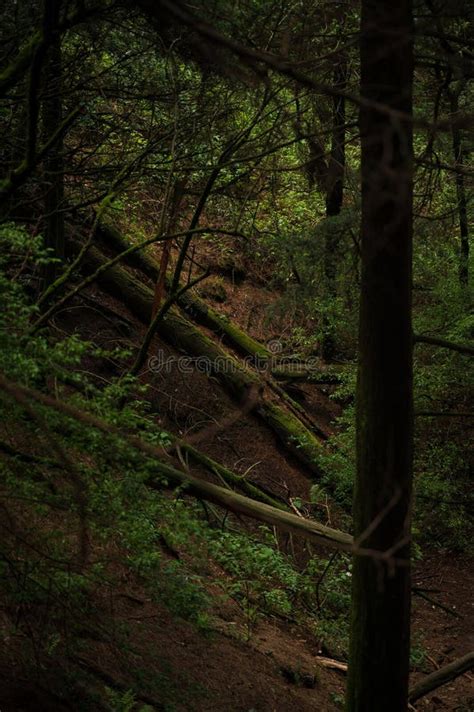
[
  {"left": 330, "top": 692, "right": 345, "bottom": 708},
  {"left": 209, "top": 529, "right": 298, "bottom": 638},
  {"left": 104, "top": 687, "right": 155, "bottom": 712}
]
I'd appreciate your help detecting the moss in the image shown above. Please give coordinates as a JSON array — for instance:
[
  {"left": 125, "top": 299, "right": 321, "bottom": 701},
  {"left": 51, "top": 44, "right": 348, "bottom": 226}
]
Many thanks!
[
  {"left": 259, "top": 401, "right": 324, "bottom": 475},
  {"left": 181, "top": 443, "right": 286, "bottom": 510},
  {"left": 178, "top": 290, "right": 270, "bottom": 361},
  {"left": 85, "top": 245, "right": 328, "bottom": 479},
  {"left": 98, "top": 223, "right": 271, "bottom": 362},
  {"left": 198, "top": 276, "right": 228, "bottom": 303}
]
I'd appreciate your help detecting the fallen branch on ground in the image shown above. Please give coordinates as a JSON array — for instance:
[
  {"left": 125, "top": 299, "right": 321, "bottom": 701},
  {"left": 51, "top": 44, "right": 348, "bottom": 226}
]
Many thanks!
[
  {"left": 316, "top": 656, "right": 348, "bottom": 673},
  {"left": 414, "top": 334, "right": 474, "bottom": 357},
  {"left": 0, "top": 372, "right": 353, "bottom": 552},
  {"left": 408, "top": 651, "right": 474, "bottom": 703}
]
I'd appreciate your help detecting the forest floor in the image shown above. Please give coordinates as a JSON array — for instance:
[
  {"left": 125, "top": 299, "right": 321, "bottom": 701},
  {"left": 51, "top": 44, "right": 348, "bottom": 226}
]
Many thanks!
[{"left": 1, "top": 238, "right": 472, "bottom": 711}]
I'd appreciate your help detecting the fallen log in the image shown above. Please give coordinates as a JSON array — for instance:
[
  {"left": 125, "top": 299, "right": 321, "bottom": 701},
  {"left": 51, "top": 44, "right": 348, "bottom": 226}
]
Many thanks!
[
  {"left": 414, "top": 334, "right": 474, "bottom": 357},
  {"left": 316, "top": 657, "right": 348, "bottom": 673},
  {"left": 82, "top": 244, "right": 326, "bottom": 474},
  {"left": 408, "top": 651, "right": 474, "bottom": 703},
  {"left": 97, "top": 222, "right": 271, "bottom": 362},
  {"left": 96, "top": 224, "right": 330, "bottom": 437},
  {"left": 175, "top": 440, "right": 287, "bottom": 511},
  {"left": 0, "top": 373, "right": 353, "bottom": 552}
]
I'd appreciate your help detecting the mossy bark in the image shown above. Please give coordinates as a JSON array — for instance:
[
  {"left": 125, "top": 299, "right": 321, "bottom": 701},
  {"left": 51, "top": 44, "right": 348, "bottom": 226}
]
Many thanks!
[
  {"left": 178, "top": 442, "right": 286, "bottom": 510},
  {"left": 145, "top": 458, "right": 353, "bottom": 551},
  {"left": 96, "top": 224, "right": 328, "bottom": 435}
]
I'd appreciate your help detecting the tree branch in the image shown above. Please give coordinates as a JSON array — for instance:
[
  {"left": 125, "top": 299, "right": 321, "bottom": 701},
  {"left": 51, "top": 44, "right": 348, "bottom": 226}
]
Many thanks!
[
  {"left": 408, "top": 652, "right": 474, "bottom": 703},
  {"left": 414, "top": 334, "right": 474, "bottom": 356}
]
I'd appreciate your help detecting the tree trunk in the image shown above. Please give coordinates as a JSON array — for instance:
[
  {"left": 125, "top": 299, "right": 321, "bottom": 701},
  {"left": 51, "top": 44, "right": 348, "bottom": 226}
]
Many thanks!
[
  {"left": 322, "top": 58, "right": 347, "bottom": 361},
  {"left": 346, "top": 1, "right": 414, "bottom": 711},
  {"left": 42, "top": 0, "right": 65, "bottom": 286},
  {"left": 151, "top": 179, "right": 186, "bottom": 316},
  {"left": 449, "top": 89, "right": 469, "bottom": 287}
]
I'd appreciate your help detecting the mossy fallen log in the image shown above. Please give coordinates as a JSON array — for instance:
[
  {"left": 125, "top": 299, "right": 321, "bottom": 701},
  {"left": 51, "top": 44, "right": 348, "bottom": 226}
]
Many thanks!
[
  {"left": 82, "top": 245, "right": 325, "bottom": 475},
  {"left": 96, "top": 224, "right": 330, "bottom": 436},
  {"left": 97, "top": 223, "right": 271, "bottom": 362},
  {"left": 177, "top": 441, "right": 286, "bottom": 510},
  {"left": 0, "top": 373, "right": 353, "bottom": 552}
]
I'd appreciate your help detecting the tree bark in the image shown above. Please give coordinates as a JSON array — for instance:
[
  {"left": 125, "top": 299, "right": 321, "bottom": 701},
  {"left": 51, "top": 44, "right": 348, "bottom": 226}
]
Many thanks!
[
  {"left": 347, "top": 2, "right": 414, "bottom": 711},
  {"left": 449, "top": 88, "right": 469, "bottom": 287},
  {"left": 42, "top": 0, "right": 65, "bottom": 286},
  {"left": 0, "top": 373, "right": 353, "bottom": 553},
  {"left": 151, "top": 179, "right": 186, "bottom": 316}
]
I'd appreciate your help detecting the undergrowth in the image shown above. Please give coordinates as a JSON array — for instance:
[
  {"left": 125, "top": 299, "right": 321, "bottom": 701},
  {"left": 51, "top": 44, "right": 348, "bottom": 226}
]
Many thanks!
[
  {"left": 0, "top": 222, "right": 471, "bottom": 709},
  {"left": 0, "top": 224, "right": 352, "bottom": 703}
]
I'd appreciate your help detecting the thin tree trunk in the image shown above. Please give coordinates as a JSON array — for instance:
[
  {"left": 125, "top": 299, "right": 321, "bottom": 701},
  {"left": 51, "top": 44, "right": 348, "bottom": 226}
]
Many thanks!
[
  {"left": 347, "top": 1, "right": 414, "bottom": 711},
  {"left": 449, "top": 89, "right": 469, "bottom": 287},
  {"left": 42, "top": 0, "right": 65, "bottom": 286},
  {"left": 151, "top": 179, "right": 186, "bottom": 316},
  {"left": 322, "top": 58, "right": 347, "bottom": 361}
]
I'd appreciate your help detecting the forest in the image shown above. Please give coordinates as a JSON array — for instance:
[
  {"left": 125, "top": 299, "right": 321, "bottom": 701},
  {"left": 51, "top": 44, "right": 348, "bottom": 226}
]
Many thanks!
[{"left": 0, "top": 0, "right": 473, "bottom": 710}]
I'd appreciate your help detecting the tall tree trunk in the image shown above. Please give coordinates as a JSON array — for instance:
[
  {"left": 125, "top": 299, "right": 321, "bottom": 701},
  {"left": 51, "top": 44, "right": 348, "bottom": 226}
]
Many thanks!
[
  {"left": 322, "top": 58, "right": 347, "bottom": 361},
  {"left": 42, "top": 0, "right": 64, "bottom": 287},
  {"left": 449, "top": 89, "right": 469, "bottom": 287},
  {"left": 346, "top": 1, "right": 414, "bottom": 711}
]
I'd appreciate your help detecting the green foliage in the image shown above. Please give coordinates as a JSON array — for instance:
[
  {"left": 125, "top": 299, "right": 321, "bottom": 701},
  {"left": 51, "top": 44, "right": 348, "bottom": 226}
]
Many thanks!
[
  {"left": 208, "top": 528, "right": 297, "bottom": 636},
  {"left": 409, "top": 636, "right": 429, "bottom": 673},
  {"left": 208, "top": 526, "right": 352, "bottom": 651},
  {"left": 330, "top": 692, "right": 345, "bottom": 708},
  {"left": 1, "top": 1, "right": 473, "bottom": 703},
  {"left": 0, "top": 228, "right": 214, "bottom": 669},
  {"left": 104, "top": 688, "right": 146, "bottom": 712},
  {"left": 0, "top": 225, "right": 354, "bottom": 670},
  {"left": 317, "top": 356, "right": 473, "bottom": 551}
]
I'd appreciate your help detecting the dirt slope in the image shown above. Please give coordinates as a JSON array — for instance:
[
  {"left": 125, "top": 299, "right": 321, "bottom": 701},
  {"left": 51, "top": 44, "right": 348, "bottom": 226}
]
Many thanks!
[{"left": 1, "top": 260, "right": 472, "bottom": 711}]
